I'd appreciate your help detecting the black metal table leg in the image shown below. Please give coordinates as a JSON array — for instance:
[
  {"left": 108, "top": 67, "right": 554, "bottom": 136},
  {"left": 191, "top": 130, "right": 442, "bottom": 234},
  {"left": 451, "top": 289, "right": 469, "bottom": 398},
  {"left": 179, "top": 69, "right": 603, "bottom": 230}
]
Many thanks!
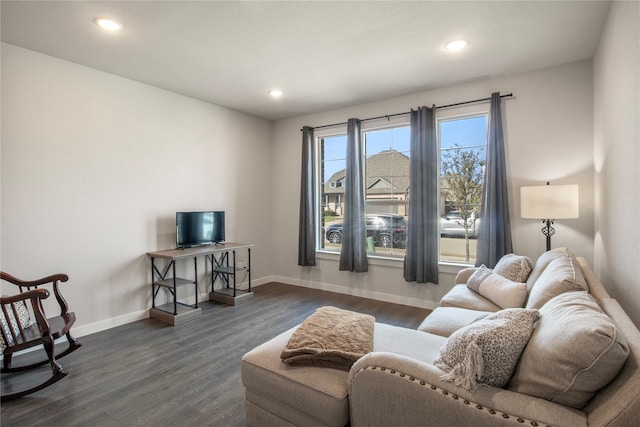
[{"left": 151, "top": 257, "right": 156, "bottom": 309}]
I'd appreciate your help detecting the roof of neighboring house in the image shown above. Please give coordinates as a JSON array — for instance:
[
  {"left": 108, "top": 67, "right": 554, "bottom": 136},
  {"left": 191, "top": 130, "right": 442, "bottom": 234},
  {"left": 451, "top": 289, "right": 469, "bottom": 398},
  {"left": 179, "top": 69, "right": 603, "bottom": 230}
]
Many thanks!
[{"left": 324, "top": 149, "right": 409, "bottom": 196}]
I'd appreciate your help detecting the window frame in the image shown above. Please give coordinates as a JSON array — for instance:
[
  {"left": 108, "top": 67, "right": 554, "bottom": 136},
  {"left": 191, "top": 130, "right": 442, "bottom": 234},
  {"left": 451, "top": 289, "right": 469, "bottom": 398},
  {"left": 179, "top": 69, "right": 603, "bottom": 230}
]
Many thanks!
[
  {"left": 314, "top": 106, "right": 489, "bottom": 266},
  {"left": 314, "top": 119, "right": 411, "bottom": 260},
  {"left": 437, "top": 109, "right": 489, "bottom": 265}
]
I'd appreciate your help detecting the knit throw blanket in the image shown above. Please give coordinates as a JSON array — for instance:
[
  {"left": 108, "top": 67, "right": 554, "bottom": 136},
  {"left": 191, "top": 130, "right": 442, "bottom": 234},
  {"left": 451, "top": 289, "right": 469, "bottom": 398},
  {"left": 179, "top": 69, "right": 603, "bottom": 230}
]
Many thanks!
[{"left": 280, "top": 306, "right": 375, "bottom": 371}]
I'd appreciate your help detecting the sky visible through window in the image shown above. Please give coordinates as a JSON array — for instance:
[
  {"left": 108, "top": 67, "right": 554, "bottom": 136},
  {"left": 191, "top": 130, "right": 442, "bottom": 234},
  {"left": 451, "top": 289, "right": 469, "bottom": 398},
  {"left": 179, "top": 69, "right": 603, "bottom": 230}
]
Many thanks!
[
  {"left": 440, "top": 115, "right": 487, "bottom": 151},
  {"left": 322, "top": 115, "right": 487, "bottom": 182}
]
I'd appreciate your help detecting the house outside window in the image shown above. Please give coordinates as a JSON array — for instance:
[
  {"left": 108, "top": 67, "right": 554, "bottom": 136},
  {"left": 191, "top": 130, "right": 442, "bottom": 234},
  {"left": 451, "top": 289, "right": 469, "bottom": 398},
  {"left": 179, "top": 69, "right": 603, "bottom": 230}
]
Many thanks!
[{"left": 317, "top": 112, "right": 487, "bottom": 265}]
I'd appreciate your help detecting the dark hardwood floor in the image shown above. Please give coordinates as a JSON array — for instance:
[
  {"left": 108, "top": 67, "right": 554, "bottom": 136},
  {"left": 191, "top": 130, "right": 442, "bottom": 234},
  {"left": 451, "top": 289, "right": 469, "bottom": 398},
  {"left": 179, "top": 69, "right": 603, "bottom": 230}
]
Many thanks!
[{"left": 1, "top": 282, "right": 430, "bottom": 427}]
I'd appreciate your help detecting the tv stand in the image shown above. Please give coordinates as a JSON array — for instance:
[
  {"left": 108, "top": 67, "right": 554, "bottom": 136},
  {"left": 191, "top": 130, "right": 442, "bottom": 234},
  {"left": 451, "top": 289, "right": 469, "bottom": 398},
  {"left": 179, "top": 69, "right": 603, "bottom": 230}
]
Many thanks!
[
  {"left": 207, "top": 244, "right": 252, "bottom": 305},
  {"left": 146, "top": 243, "right": 253, "bottom": 325}
]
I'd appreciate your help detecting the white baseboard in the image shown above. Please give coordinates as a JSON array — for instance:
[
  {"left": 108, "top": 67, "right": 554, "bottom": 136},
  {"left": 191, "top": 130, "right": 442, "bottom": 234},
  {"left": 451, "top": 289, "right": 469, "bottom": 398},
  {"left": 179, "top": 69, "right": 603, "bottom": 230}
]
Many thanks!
[
  {"left": 73, "top": 308, "right": 150, "bottom": 338},
  {"left": 0, "top": 308, "right": 150, "bottom": 360},
  {"left": 270, "top": 275, "right": 439, "bottom": 311},
  {"left": 74, "top": 275, "right": 274, "bottom": 337},
  {"left": 65, "top": 274, "right": 436, "bottom": 341}
]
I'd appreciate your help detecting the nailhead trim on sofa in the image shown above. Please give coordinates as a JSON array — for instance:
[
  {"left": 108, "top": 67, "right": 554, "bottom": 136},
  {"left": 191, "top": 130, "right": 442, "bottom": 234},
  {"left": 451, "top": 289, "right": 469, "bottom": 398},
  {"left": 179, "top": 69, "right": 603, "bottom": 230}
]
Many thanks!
[{"left": 361, "top": 366, "right": 554, "bottom": 427}]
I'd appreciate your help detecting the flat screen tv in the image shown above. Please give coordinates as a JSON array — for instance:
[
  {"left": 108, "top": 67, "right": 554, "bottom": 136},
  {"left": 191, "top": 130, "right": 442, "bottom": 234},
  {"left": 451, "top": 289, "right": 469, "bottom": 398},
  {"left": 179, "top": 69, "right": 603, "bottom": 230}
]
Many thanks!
[{"left": 176, "top": 211, "right": 225, "bottom": 248}]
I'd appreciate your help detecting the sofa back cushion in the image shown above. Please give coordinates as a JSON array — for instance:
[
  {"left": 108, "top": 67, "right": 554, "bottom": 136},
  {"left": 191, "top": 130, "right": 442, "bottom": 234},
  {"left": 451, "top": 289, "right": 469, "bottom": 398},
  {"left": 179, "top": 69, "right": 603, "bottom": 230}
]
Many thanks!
[
  {"left": 525, "top": 247, "right": 576, "bottom": 292},
  {"left": 525, "top": 251, "right": 588, "bottom": 309},
  {"left": 467, "top": 266, "right": 527, "bottom": 309},
  {"left": 508, "top": 292, "right": 629, "bottom": 409}
]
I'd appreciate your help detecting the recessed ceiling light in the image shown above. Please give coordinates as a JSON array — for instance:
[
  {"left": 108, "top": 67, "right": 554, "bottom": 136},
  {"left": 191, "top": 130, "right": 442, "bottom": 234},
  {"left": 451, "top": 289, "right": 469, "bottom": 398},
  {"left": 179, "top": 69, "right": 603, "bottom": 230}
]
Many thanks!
[
  {"left": 94, "top": 17, "right": 123, "bottom": 32},
  {"left": 269, "top": 90, "right": 283, "bottom": 98},
  {"left": 445, "top": 39, "right": 468, "bottom": 52}
]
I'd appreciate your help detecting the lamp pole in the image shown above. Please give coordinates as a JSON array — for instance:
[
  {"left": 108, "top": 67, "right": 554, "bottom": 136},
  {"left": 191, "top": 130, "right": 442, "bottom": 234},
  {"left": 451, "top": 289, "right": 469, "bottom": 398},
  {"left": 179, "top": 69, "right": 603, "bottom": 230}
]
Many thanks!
[{"left": 541, "top": 219, "right": 555, "bottom": 251}]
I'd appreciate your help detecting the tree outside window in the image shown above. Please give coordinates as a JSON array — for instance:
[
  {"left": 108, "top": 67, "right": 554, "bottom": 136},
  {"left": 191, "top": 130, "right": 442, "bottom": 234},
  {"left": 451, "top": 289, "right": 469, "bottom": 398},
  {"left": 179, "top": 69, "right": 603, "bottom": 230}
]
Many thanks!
[{"left": 439, "top": 115, "right": 487, "bottom": 264}]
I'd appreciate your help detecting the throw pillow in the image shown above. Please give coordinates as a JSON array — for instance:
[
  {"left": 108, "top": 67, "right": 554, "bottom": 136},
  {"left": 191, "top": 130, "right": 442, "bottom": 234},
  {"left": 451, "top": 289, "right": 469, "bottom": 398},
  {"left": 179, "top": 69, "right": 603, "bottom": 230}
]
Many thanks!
[
  {"left": 434, "top": 308, "right": 539, "bottom": 391},
  {"left": 0, "top": 298, "right": 33, "bottom": 351},
  {"left": 493, "top": 253, "right": 534, "bottom": 283},
  {"left": 525, "top": 253, "right": 588, "bottom": 309},
  {"left": 467, "top": 265, "right": 527, "bottom": 308},
  {"left": 508, "top": 292, "right": 629, "bottom": 409}
]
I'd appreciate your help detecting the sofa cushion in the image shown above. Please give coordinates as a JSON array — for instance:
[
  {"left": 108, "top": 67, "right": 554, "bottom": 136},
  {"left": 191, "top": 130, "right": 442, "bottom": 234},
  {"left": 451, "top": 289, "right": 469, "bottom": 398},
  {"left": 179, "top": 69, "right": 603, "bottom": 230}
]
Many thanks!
[
  {"left": 434, "top": 308, "right": 539, "bottom": 390},
  {"left": 417, "top": 306, "right": 493, "bottom": 337},
  {"left": 375, "top": 322, "right": 448, "bottom": 363},
  {"left": 439, "top": 284, "right": 501, "bottom": 312},
  {"left": 525, "top": 247, "right": 578, "bottom": 292},
  {"left": 454, "top": 267, "right": 477, "bottom": 285},
  {"left": 493, "top": 253, "right": 533, "bottom": 283},
  {"left": 525, "top": 252, "right": 588, "bottom": 309},
  {"left": 509, "top": 291, "right": 630, "bottom": 409},
  {"left": 467, "top": 265, "right": 527, "bottom": 308}
]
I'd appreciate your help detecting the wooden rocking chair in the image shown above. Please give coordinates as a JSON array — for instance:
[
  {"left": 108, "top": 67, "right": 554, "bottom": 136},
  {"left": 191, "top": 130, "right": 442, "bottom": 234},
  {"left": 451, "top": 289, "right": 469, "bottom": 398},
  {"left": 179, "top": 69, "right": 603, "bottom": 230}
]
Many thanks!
[{"left": 1, "top": 272, "right": 81, "bottom": 401}]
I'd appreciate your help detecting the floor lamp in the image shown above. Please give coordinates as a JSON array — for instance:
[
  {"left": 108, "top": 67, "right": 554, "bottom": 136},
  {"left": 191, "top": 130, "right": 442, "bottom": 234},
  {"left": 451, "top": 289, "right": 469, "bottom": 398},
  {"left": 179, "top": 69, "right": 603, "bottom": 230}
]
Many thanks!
[{"left": 520, "top": 182, "right": 579, "bottom": 251}]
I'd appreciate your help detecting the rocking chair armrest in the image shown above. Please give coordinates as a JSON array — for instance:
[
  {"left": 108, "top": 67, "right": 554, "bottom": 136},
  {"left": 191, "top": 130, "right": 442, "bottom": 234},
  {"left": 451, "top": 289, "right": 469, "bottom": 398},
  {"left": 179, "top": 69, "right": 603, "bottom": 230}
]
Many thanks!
[{"left": 1, "top": 288, "right": 50, "bottom": 305}]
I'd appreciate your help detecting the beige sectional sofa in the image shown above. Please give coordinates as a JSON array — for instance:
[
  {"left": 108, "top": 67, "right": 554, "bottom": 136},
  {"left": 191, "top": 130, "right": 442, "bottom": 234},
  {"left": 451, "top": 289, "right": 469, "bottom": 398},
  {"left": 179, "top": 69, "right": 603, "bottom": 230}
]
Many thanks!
[{"left": 241, "top": 248, "right": 640, "bottom": 426}]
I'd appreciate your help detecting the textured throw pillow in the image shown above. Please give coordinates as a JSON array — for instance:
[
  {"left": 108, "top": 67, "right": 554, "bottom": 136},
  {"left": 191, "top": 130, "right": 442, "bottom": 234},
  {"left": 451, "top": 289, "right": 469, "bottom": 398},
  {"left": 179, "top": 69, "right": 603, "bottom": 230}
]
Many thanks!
[
  {"left": 525, "top": 253, "right": 588, "bottom": 309},
  {"left": 467, "top": 265, "right": 527, "bottom": 308},
  {"left": 0, "top": 298, "right": 33, "bottom": 351},
  {"left": 509, "top": 292, "right": 629, "bottom": 409},
  {"left": 493, "top": 253, "right": 533, "bottom": 283},
  {"left": 434, "top": 308, "right": 539, "bottom": 391}
]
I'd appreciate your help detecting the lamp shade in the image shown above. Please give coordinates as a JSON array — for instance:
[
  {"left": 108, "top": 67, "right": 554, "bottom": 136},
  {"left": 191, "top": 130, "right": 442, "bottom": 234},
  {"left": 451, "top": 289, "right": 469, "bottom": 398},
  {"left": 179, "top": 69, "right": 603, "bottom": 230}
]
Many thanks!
[{"left": 521, "top": 184, "right": 579, "bottom": 219}]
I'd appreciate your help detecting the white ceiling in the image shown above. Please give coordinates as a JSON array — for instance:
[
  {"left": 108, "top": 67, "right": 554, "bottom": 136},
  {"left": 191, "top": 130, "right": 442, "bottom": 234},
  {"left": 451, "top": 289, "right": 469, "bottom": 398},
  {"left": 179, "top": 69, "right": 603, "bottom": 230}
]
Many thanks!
[{"left": 1, "top": 1, "right": 611, "bottom": 121}]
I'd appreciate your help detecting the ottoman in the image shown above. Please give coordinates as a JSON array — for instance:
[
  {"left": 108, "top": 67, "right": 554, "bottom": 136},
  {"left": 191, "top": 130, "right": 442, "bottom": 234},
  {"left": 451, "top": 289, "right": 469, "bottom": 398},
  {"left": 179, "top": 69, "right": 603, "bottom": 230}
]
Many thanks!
[{"left": 241, "top": 322, "right": 446, "bottom": 427}]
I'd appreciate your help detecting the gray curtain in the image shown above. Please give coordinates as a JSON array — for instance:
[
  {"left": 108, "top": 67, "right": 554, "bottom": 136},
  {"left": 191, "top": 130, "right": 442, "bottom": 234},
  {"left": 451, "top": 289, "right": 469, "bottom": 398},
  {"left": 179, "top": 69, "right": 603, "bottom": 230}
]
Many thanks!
[
  {"left": 476, "top": 92, "right": 513, "bottom": 267},
  {"left": 339, "top": 119, "right": 368, "bottom": 272},
  {"left": 404, "top": 107, "right": 439, "bottom": 283},
  {"left": 298, "top": 126, "right": 316, "bottom": 266}
]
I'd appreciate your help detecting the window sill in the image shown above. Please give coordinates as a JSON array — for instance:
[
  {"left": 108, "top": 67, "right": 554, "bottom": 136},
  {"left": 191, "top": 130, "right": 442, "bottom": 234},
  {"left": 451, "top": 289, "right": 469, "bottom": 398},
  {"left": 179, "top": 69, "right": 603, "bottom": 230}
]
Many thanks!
[{"left": 315, "top": 250, "right": 472, "bottom": 274}]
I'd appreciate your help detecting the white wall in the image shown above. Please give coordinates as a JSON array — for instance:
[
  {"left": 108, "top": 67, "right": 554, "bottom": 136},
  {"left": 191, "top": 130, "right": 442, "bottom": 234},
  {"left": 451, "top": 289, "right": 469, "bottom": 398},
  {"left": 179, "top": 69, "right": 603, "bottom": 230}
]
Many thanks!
[
  {"left": 271, "top": 60, "right": 595, "bottom": 309},
  {"left": 593, "top": 1, "right": 640, "bottom": 326},
  {"left": 1, "top": 40, "right": 610, "bottom": 332},
  {"left": 1, "top": 43, "right": 273, "bottom": 336}
]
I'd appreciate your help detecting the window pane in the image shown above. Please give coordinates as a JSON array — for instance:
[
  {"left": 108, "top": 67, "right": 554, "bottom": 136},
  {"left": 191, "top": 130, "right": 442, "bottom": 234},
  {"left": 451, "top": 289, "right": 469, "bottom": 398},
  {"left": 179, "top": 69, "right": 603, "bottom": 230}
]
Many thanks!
[
  {"left": 364, "top": 127, "right": 409, "bottom": 258},
  {"left": 320, "top": 135, "right": 347, "bottom": 252},
  {"left": 439, "top": 115, "right": 487, "bottom": 264},
  {"left": 318, "top": 127, "right": 411, "bottom": 258}
]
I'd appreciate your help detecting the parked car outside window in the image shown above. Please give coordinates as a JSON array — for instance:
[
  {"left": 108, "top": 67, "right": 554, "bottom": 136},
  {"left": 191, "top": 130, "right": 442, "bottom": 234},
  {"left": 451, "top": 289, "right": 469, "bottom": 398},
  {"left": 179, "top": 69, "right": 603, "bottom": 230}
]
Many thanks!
[
  {"left": 325, "top": 212, "right": 480, "bottom": 249},
  {"left": 325, "top": 214, "right": 407, "bottom": 248},
  {"left": 440, "top": 211, "right": 479, "bottom": 238}
]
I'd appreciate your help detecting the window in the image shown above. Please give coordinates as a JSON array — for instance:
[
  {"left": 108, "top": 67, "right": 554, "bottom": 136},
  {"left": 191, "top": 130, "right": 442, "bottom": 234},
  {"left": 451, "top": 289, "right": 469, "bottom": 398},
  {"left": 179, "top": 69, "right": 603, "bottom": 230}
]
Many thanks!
[
  {"left": 317, "top": 113, "right": 487, "bottom": 265},
  {"left": 319, "top": 126, "right": 410, "bottom": 258},
  {"left": 439, "top": 115, "right": 487, "bottom": 264}
]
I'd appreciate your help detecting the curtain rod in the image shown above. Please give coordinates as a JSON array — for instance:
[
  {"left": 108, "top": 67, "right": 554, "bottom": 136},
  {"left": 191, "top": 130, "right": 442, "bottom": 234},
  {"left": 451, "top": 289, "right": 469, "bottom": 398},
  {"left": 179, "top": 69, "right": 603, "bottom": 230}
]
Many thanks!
[{"left": 304, "top": 93, "right": 513, "bottom": 131}]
